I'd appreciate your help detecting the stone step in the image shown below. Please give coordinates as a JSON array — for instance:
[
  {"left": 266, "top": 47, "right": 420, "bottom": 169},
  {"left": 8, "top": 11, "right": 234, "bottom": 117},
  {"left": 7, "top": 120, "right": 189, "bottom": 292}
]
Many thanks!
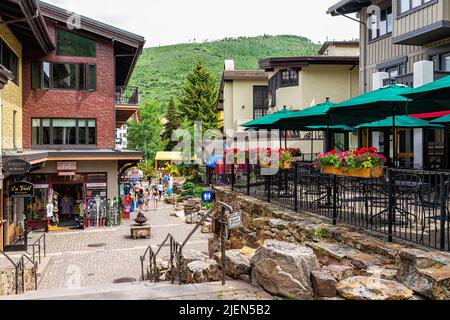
[{"left": 2, "top": 280, "right": 262, "bottom": 300}]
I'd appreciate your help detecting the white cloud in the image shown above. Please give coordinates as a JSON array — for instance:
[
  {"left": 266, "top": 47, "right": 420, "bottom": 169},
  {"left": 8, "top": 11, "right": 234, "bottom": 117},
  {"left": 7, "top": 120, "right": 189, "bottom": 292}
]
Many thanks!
[{"left": 41, "top": 0, "right": 359, "bottom": 47}]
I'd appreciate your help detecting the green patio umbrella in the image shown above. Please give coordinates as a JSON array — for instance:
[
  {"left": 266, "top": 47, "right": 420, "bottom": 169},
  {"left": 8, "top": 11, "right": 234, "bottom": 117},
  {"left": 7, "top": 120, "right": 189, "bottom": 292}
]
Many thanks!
[
  {"left": 431, "top": 114, "right": 450, "bottom": 124},
  {"left": 355, "top": 115, "right": 444, "bottom": 129},
  {"left": 307, "top": 125, "right": 355, "bottom": 131},
  {"left": 241, "top": 107, "right": 293, "bottom": 129},
  {"left": 272, "top": 99, "right": 339, "bottom": 150},
  {"left": 328, "top": 84, "right": 450, "bottom": 166},
  {"left": 402, "top": 75, "right": 450, "bottom": 102}
]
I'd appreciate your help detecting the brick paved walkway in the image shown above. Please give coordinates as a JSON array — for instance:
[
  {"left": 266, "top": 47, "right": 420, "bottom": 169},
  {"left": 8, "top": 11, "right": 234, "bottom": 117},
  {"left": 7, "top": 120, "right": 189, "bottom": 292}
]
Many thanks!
[{"left": 37, "top": 202, "right": 211, "bottom": 290}]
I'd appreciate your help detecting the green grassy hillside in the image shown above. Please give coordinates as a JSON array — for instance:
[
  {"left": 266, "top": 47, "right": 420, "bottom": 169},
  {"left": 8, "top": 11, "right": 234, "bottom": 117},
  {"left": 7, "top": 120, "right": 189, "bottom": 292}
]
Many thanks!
[{"left": 129, "top": 35, "right": 321, "bottom": 106}]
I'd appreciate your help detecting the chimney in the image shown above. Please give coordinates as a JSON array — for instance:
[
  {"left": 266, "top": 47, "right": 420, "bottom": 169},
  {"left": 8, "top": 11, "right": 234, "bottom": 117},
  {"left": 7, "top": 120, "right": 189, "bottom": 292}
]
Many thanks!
[
  {"left": 414, "top": 60, "right": 434, "bottom": 88},
  {"left": 224, "top": 60, "right": 235, "bottom": 71}
]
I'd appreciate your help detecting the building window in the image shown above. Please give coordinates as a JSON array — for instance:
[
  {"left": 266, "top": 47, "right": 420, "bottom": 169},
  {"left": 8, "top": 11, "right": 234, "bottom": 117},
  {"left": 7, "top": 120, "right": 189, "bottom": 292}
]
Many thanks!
[
  {"left": 56, "top": 29, "right": 96, "bottom": 57},
  {"left": 380, "top": 63, "right": 406, "bottom": 78},
  {"left": 253, "top": 86, "right": 269, "bottom": 119},
  {"left": 398, "top": 0, "right": 434, "bottom": 15},
  {"left": 280, "top": 70, "right": 298, "bottom": 86},
  {"left": 32, "top": 118, "right": 96, "bottom": 146},
  {"left": 0, "top": 39, "right": 19, "bottom": 85},
  {"left": 369, "top": 6, "right": 393, "bottom": 40},
  {"left": 31, "top": 62, "right": 96, "bottom": 91},
  {"left": 431, "top": 51, "right": 450, "bottom": 72},
  {"left": 253, "top": 109, "right": 268, "bottom": 119}
]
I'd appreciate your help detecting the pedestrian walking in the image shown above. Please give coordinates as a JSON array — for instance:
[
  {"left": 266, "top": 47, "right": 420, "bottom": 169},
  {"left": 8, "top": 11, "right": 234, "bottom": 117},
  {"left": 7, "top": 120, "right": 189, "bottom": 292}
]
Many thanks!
[
  {"left": 157, "top": 182, "right": 164, "bottom": 200},
  {"left": 153, "top": 188, "right": 159, "bottom": 210},
  {"left": 137, "top": 189, "right": 145, "bottom": 213}
]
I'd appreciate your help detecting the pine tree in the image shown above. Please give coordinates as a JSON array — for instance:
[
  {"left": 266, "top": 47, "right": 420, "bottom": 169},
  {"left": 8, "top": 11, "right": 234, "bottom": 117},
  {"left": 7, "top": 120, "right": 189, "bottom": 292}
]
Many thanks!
[
  {"left": 178, "top": 60, "right": 219, "bottom": 131},
  {"left": 163, "top": 97, "right": 181, "bottom": 150},
  {"left": 127, "top": 100, "right": 166, "bottom": 163}
]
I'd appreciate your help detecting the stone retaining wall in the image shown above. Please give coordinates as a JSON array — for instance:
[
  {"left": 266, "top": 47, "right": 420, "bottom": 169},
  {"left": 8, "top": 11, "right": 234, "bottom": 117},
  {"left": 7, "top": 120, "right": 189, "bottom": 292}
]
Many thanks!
[
  {"left": 0, "top": 266, "right": 36, "bottom": 296},
  {"left": 211, "top": 187, "right": 450, "bottom": 300}
]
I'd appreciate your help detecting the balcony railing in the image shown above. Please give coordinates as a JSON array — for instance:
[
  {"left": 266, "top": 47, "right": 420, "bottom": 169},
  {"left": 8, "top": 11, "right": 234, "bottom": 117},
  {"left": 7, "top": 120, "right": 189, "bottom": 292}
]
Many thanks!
[
  {"left": 115, "top": 86, "right": 139, "bottom": 105},
  {"left": 383, "top": 71, "right": 450, "bottom": 87}
]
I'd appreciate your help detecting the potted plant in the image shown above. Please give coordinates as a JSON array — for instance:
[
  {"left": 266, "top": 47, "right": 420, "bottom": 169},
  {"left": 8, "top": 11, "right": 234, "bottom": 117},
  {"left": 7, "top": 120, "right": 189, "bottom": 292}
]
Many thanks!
[
  {"left": 288, "top": 148, "right": 302, "bottom": 161},
  {"left": 279, "top": 148, "right": 293, "bottom": 170},
  {"left": 317, "top": 147, "right": 386, "bottom": 178},
  {"left": 258, "top": 148, "right": 273, "bottom": 169}
]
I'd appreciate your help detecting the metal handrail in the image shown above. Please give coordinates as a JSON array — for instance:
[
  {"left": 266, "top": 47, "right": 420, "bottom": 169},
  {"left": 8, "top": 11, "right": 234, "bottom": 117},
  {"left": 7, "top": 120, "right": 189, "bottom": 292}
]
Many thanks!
[
  {"left": 27, "top": 233, "right": 46, "bottom": 265},
  {"left": 140, "top": 201, "right": 235, "bottom": 285},
  {"left": 0, "top": 251, "right": 38, "bottom": 295}
]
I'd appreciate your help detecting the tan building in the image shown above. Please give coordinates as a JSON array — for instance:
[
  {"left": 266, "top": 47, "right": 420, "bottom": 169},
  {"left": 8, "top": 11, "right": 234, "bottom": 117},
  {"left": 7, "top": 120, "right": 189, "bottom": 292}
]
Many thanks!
[
  {"left": 328, "top": 0, "right": 450, "bottom": 169},
  {"left": 217, "top": 60, "right": 269, "bottom": 133},
  {"left": 328, "top": 0, "right": 450, "bottom": 92},
  {"left": 318, "top": 40, "right": 360, "bottom": 56}
]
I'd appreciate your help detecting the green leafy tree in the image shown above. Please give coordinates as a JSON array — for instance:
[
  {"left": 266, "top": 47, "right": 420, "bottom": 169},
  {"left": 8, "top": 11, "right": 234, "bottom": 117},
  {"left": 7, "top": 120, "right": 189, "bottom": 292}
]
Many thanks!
[
  {"left": 163, "top": 97, "right": 181, "bottom": 150},
  {"left": 127, "top": 100, "right": 166, "bottom": 163},
  {"left": 178, "top": 60, "right": 219, "bottom": 131}
]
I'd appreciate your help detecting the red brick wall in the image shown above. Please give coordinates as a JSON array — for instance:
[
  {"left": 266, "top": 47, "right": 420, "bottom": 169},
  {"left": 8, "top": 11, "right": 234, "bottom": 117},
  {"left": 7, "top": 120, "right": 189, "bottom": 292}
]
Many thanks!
[{"left": 22, "top": 22, "right": 115, "bottom": 149}]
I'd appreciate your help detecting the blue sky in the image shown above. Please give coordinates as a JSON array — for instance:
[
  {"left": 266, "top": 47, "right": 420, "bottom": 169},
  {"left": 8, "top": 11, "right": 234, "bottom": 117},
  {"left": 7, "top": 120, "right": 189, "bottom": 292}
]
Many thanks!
[{"left": 43, "top": 0, "right": 359, "bottom": 47}]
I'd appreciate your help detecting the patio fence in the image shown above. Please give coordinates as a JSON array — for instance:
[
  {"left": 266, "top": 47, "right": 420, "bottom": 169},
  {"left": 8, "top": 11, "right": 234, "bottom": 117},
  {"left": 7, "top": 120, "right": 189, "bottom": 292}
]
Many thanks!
[{"left": 216, "top": 161, "right": 450, "bottom": 252}]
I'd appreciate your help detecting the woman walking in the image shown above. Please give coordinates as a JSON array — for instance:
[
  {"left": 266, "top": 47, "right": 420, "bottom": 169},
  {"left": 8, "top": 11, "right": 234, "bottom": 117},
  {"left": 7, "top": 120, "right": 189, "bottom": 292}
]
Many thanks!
[{"left": 153, "top": 188, "right": 160, "bottom": 210}]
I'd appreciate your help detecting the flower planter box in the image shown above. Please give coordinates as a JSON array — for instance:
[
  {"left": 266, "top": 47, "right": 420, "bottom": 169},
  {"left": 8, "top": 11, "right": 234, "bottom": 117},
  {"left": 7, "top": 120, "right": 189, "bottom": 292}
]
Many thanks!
[
  {"left": 322, "top": 166, "right": 384, "bottom": 179},
  {"left": 280, "top": 161, "right": 292, "bottom": 170}
]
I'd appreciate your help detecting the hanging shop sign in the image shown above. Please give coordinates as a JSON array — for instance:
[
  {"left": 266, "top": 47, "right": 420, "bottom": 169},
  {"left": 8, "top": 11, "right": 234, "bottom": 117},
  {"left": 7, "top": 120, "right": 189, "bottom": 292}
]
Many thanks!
[
  {"left": 86, "top": 183, "right": 107, "bottom": 189},
  {"left": 127, "top": 169, "right": 144, "bottom": 180},
  {"left": 3, "top": 159, "right": 31, "bottom": 175},
  {"left": 9, "top": 181, "right": 34, "bottom": 198},
  {"left": 58, "top": 172, "right": 76, "bottom": 176},
  {"left": 57, "top": 161, "right": 77, "bottom": 172}
]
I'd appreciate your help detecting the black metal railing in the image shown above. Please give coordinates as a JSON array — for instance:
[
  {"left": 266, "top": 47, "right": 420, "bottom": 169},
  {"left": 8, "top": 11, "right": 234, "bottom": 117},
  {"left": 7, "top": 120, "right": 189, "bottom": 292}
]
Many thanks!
[
  {"left": 140, "top": 201, "right": 234, "bottom": 285},
  {"left": 27, "top": 233, "right": 46, "bottom": 265},
  {"left": 115, "top": 86, "right": 139, "bottom": 105},
  {"left": 219, "top": 162, "right": 450, "bottom": 252},
  {"left": 0, "top": 252, "right": 38, "bottom": 295},
  {"left": 383, "top": 71, "right": 450, "bottom": 87}
]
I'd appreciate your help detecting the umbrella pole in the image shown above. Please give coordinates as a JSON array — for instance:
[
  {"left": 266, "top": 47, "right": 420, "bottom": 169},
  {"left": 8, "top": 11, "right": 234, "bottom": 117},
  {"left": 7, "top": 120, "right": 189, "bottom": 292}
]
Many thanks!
[
  {"left": 326, "top": 115, "right": 331, "bottom": 152},
  {"left": 392, "top": 104, "right": 397, "bottom": 168},
  {"left": 284, "top": 130, "right": 287, "bottom": 149},
  {"left": 311, "top": 131, "right": 314, "bottom": 162},
  {"left": 279, "top": 130, "right": 282, "bottom": 149}
]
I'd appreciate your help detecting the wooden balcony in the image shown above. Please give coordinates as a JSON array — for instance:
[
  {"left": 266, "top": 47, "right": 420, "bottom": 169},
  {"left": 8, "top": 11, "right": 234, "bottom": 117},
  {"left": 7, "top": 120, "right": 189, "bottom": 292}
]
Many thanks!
[
  {"left": 115, "top": 86, "right": 139, "bottom": 128},
  {"left": 383, "top": 71, "right": 450, "bottom": 87}
]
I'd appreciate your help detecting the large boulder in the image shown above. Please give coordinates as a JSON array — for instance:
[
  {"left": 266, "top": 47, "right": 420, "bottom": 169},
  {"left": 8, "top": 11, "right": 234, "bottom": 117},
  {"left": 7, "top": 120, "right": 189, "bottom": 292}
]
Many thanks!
[
  {"left": 251, "top": 240, "right": 320, "bottom": 300},
  {"left": 184, "top": 259, "right": 221, "bottom": 284},
  {"left": 336, "top": 276, "right": 414, "bottom": 300},
  {"left": 396, "top": 248, "right": 450, "bottom": 300},
  {"left": 215, "top": 247, "right": 256, "bottom": 278},
  {"left": 311, "top": 270, "right": 337, "bottom": 298}
]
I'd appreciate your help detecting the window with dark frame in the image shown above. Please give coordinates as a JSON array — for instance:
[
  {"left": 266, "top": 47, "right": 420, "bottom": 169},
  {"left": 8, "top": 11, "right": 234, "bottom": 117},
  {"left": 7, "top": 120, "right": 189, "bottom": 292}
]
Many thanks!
[
  {"left": 31, "top": 62, "right": 97, "bottom": 91},
  {"left": 32, "top": 118, "right": 97, "bottom": 146},
  {"left": 56, "top": 29, "right": 96, "bottom": 58},
  {"left": 398, "top": 0, "right": 435, "bottom": 15},
  {"left": 431, "top": 51, "right": 450, "bottom": 72},
  {"left": 0, "top": 39, "right": 19, "bottom": 85},
  {"left": 369, "top": 6, "right": 393, "bottom": 41},
  {"left": 379, "top": 62, "right": 406, "bottom": 78},
  {"left": 253, "top": 86, "right": 269, "bottom": 119}
]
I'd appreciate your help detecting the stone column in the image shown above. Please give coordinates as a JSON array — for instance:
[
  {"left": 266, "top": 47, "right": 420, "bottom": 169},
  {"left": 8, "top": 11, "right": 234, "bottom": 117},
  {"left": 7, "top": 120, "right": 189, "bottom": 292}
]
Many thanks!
[
  {"left": 413, "top": 61, "right": 434, "bottom": 168},
  {"left": 372, "top": 72, "right": 389, "bottom": 91}
]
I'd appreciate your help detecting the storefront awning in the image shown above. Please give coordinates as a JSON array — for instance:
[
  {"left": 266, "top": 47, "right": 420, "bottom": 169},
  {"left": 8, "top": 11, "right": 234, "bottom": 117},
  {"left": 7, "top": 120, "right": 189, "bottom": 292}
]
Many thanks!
[{"left": 155, "top": 151, "right": 182, "bottom": 162}]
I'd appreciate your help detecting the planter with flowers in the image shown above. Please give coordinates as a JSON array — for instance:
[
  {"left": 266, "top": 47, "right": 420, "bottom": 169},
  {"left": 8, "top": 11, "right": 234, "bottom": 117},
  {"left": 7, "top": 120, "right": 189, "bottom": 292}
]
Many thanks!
[
  {"left": 288, "top": 148, "right": 302, "bottom": 161},
  {"left": 279, "top": 148, "right": 293, "bottom": 170},
  {"left": 317, "top": 147, "right": 386, "bottom": 179}
]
